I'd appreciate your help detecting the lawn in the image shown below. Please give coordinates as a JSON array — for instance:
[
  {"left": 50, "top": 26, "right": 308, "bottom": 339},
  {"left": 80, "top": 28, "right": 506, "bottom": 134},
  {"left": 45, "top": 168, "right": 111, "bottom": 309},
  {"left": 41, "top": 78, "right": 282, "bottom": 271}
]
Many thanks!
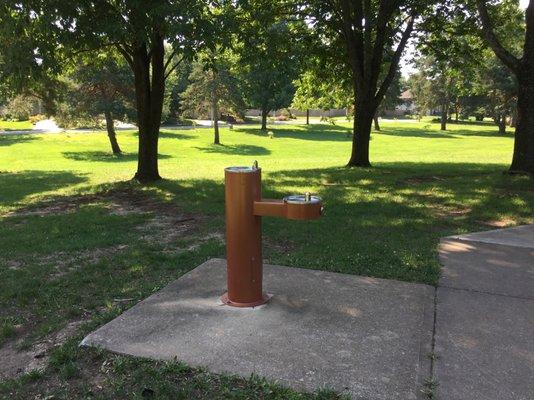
[
  {"left": 0, "top": 120, "right": 34, "bottom": 131},
  {"left": 0, "top": 120, "right": 532, "bottom": 399}
]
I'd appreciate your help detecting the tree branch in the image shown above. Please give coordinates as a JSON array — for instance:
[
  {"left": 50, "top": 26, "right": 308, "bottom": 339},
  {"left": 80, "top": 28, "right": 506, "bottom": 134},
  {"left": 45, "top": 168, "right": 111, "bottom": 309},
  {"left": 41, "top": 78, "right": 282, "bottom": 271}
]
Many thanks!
[
  {"left": 476, "top": 0, "right": 520, "bottom": 74},
  {"left": 164, "top": 55, "right": 185, "bottom": 80},
  {"left": 115, "top": 43, "right": 134, "bottom": 69},
  {"left": 375, "top": 15, "right": 414, "bottom": 105}
]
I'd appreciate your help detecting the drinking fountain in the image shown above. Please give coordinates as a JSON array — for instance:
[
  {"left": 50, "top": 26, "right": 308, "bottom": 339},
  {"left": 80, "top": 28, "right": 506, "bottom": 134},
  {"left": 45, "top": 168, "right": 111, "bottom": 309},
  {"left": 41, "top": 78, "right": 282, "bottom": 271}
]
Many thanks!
[{"left": 222, "top": 161, "right": 322, "bottom": 307}]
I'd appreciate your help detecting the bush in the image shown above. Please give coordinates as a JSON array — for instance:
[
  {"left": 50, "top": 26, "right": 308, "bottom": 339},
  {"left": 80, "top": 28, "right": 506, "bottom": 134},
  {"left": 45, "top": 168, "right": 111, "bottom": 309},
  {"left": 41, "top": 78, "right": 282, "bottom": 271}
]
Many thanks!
[
  {"left": 29, "top": 114, "right": 47, "bottom": 125},
  {"left": 2, "top": 96, "right": 34, "bottom": 121}
]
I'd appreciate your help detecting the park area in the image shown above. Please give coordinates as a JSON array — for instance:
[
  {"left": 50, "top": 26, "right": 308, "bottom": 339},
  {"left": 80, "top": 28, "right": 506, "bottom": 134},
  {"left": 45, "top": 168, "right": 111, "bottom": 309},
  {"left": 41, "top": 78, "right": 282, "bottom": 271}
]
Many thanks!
[
  {"left": 0, "top": 119, "right": 533, "bottom": 399},
  {"left": 1, "top": 0, "right": 534, "bottom": 398}
]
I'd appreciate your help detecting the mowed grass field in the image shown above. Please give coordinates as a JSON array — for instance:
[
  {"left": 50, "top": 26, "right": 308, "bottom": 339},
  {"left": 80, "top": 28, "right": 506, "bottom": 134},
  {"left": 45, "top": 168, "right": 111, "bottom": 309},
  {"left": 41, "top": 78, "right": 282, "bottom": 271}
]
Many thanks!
[{"left": 0, "top": 120, "right": 533, "bottom": 399}]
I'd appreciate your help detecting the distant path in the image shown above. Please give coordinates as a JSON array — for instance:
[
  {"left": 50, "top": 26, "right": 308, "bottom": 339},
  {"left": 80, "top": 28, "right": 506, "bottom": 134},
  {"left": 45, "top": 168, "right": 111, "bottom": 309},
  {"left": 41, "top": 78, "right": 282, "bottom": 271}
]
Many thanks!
[
  {"left": 434, "top": 225, "right": 534, "bottom": 399},
  {"left": 3, "top": 117, "right": 412, "bottom": 136}
]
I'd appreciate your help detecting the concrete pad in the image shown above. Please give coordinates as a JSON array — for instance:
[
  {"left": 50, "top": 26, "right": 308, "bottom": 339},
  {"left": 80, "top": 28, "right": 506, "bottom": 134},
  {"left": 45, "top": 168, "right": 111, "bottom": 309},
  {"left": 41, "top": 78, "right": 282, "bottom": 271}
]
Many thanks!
[
  {"left": 447, "top": 225, "right": 534, "bottom": 249},
  {"left": 82, "top": 259, "right": 434, "bottom": 399},
  {"left": 439, "top": 239, "right": 534, "bottom": 299},
  {"left": 435, "top": 287, "right": 534, "bottom": 400}
]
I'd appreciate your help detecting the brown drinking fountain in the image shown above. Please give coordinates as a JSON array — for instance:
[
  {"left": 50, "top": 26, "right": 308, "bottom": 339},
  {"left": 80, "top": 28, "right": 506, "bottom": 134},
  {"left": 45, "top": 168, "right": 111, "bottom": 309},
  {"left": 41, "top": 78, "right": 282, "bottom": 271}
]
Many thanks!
[{"left": 222, "top": 161, "right": 322, "bottom": 307}]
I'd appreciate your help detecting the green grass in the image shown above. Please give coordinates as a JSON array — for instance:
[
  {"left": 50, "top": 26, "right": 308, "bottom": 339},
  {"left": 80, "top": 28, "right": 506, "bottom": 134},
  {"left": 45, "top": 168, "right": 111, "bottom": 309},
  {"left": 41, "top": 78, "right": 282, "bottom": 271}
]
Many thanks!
[
  {"left": 0, "top": 119, "right": 33, "bottom": 131},
  {"left": 0, "top": 119, "right": 532, "bottom": 399}
]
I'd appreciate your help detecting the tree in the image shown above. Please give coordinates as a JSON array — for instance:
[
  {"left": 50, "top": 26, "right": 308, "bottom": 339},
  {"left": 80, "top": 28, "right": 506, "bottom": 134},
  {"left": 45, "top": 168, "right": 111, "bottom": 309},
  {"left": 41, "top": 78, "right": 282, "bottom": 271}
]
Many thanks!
[
  {"left": 416, "top": 4, "right": 486, "bottom": 130},
  {"left": 1, "top": 1, "right": 215, "bottom": 183},
  {"left": 292, "top": 68, "right": 352, "bottom": 124},
  {"left": 474, "top": 51, "right": 517, "bottom": 134},
  {"left": 302, "top": 1, "right": 425, "bottom": 167},
  {"left": 235, "top": 0, "right": 303, "bottom": 130},
  {"left": 475, "top": 0, "right": 534, "bottom": 173},
  {"left": 181, "top": 53, "right": 245, "bottom": 144},
  {"left": 67, "top": 52, "right": 135, "bottom": 154},
  {"left": 374, "top": 71, "right": 404, "bottom": 131}
]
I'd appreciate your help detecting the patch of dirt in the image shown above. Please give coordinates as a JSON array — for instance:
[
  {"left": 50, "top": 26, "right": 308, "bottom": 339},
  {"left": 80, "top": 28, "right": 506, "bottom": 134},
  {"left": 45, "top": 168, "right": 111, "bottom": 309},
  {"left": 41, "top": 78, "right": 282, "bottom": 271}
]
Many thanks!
[
  {"left": 1, "top": 188, "right": 218, "bottom": 381},
  {"left": 477, "top": 218, "right": 517, "bottom": 228},
  {"left": 263, "top": 236, "right": 296, "bottom": 256},
  {"left": 432, "top": 206, "right": 472, "bottom": 218},
  {"left": 4, "top": 187, "right": 192, "bottom": 219},
  {"left": 0, "top": 320, "right": 86, "bottom": 381},
  {"left": 397, "top": 175, "right": 454, "bottom": 185}
]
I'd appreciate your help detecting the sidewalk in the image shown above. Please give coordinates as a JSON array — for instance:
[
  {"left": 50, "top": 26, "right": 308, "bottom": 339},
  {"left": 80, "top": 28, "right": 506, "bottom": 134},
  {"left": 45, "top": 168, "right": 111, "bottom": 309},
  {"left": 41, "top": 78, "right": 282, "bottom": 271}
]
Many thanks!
[{"left": 435, "top": 225, "right": 534, "bottom": 400}]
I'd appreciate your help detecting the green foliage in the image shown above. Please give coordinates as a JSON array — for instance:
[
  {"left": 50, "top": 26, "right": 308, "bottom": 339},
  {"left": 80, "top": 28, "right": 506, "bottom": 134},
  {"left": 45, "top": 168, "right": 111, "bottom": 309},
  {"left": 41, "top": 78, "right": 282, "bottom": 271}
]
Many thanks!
[
  {"left": 292, "top": 69, "right": 351, "bottom": 112},
  {"left": 55, "top": 51, "right": 135, "bottom": 129},
  {"left": 181, "top": 52, "right": 245, "bottom": 120},
  {"left": 1, "top": 95, "right": 35, "bottom": 121},
  {"left": 234, "top": 0, "right": 303, "bottom": 114}
]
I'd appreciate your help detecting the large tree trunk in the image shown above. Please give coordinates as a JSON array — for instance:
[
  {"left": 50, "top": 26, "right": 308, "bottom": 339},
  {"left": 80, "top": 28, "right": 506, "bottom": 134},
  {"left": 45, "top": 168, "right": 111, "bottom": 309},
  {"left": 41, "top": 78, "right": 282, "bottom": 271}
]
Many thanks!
[
  {"left": 373, "top": 114, "right": 380, "bottom": 131},
  {"left": 306, "top": 109, "right": 310, "bottom": 125},
  {"left": 510, "top": 72, "right": 534, "bottom": 173},
  {"left": 131, "top": 35, "right": 165, "bottom": 183},
  {"left": 212, "top": 91, "right": 220, "bottom": 145},
  {"left": 261, "top": 108, "right": 268, "bottom": 130},
  {"left": 347, "top": 95, "right": 375, "bottom": 167},
  {"left": 104, "top": 110, "right": 121, "bottom": 154}
]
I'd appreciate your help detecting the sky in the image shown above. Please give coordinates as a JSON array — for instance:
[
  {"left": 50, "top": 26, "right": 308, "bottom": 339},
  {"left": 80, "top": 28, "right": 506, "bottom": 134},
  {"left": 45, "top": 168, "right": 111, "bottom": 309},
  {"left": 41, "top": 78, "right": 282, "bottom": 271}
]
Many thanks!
[{"left": 401, "top": 0, "right": 529, "bottom": 77}]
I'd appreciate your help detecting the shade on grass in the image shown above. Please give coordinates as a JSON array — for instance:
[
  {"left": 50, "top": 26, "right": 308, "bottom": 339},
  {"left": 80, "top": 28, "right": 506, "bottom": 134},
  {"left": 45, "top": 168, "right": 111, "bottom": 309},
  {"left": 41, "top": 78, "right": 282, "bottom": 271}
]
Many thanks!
[{"left": 0, "top": 120, "right": 532, "bottom": 286}]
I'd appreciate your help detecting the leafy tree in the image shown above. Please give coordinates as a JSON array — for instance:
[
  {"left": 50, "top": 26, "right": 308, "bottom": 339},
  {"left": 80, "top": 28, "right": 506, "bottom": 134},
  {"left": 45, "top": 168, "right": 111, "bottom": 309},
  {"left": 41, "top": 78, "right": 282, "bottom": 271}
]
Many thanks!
[
  {"left": 292, "top": 68, "right": 352, "bottom": 124},
  {"left": 374, "top": 71, "right": 404, "bottom": 131},
  {"left": 474, "top": 50, "right": 517, "bottom": 133},
  {"left": 474, "top": 0, "right": 534, "bottom": 173},
  {"left": 234, "top": 0, "right": 303, "bottom": 130},
  {"left": 302, "top": 0, "right": 428, "bottom": 167},
  {"left": 1, "top": 0, "right": 217, "bottom": 183},
  {"left": 62, "top": 52, "right": 135, "bottom": 154},
  {"left": 181, "top": 53, "right": 245, "bottom": 144}
]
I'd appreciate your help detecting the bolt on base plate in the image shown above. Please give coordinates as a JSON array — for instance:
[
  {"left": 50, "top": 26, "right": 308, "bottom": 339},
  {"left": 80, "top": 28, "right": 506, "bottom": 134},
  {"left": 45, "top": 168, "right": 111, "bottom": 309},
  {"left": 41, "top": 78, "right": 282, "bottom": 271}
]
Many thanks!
[{"left": 220, "top": 292, "right": 271, "bottom": 308}]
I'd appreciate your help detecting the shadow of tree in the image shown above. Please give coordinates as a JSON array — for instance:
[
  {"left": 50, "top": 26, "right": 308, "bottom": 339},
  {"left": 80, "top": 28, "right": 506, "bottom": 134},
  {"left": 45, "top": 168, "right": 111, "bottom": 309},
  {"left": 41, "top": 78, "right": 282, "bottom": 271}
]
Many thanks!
[
  {"left": 234, "top": 124, "right": 353, "bottom": 142},
  {"left": 0, "top": 135, "right": 39, "bottom": 147},
  {"left": 0, "top": 170, "right": 88, "bottom": 207},
  {"left": 194, "top": 144, "right": 271, "bottom": 156},
  {"left": 62, "top": 151, "right": 172, "bottom": 162},
  {"left": 374, "top": 128, "right": 457, "bottom": 139},
  {"left": 235, "top": 122, "right": 509, "bottom": 141},
  {"left": 159, "top": 131, "right": 196, "bottom": 140},
  {"left": 375, "top": 126, "right": 508, "bottom": 138},
  {"left": 150, "top": 162, "right": 532, "bottom": 285}
]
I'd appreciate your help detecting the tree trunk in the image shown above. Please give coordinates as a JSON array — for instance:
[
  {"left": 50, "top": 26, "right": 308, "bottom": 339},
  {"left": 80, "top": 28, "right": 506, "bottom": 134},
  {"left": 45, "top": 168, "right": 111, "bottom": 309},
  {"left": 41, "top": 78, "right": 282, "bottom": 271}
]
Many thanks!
[
  {"left": 347, "top": 96, "right": 374, "bottom": 167},
  {"left": 306, "top": 109, "right": 310, "bottom": 125},
  {"left": 212, "top": 91, "right": 220, "bottom": 145},
  {"left": 373, "top": 114, "right": 380, "bottom": 131},
  {"left": 510, "top": 72, "right": 534, "bottom": 173},
  {"left": 261, "top": 108, "right": 268, "bottom": 130},
  {"left": 498, "top": 114, "right": 507, "bottom": 135},
  {"left": 440, "top": 100, "right": 448, "bottom": 131},
  {"left": 104, "top": 110, "right": 121, "bottom": 154},
  {"left": 131, "top": 35, "right": 165, "bottom": 183},
  {"left": 509, "top": 108, "right": 517, "bottom": 127}
]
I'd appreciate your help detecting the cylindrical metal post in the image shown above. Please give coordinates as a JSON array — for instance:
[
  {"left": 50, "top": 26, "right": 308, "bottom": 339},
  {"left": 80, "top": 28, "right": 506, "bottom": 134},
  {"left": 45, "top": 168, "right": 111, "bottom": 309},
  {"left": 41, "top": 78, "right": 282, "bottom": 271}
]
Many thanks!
[{"left": 222, "top": 166, "right": 269, "bottom": 307}]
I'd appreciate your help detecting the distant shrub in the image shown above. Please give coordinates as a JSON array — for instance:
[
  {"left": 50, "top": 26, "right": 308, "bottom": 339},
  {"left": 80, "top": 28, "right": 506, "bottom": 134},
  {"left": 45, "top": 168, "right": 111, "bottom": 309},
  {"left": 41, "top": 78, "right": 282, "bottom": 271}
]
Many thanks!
[
  {"left": 29, "top": 114, "right": 47, "bottom": 124},
  {"left": 3, "top": 96, "right": 33, "bottom": 121},
  {"left": 275, "top": 114, "right": 289, "bottom": 121}
]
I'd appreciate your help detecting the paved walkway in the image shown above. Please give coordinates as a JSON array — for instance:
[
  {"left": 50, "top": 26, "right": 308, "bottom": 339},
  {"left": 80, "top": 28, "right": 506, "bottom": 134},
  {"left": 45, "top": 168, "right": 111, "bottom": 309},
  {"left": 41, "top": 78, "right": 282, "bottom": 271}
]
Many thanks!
[{"left": 435, "top": 225, "right": 534, "bottom": 400}]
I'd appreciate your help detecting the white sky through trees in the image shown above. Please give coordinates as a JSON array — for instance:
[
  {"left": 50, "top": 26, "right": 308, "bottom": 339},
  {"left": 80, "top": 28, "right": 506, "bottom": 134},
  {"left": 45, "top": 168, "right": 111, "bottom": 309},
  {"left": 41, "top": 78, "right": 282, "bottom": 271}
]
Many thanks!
[{"left": 400, "top": 0, "right": 530, "bottom": 77}]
